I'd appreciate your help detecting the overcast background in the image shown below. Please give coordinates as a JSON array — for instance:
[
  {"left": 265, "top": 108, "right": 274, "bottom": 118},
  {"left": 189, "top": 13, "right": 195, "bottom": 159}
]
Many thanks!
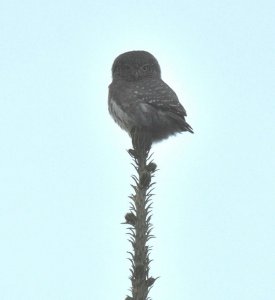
[{"left": 0, "top": 1, "right": 274, "bottom": 299}]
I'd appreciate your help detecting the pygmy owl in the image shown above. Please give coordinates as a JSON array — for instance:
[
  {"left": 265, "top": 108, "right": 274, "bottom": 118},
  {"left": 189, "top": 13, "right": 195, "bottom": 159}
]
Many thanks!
[{"left": 108, "top": 50, "right": 193, "bottom": 142}]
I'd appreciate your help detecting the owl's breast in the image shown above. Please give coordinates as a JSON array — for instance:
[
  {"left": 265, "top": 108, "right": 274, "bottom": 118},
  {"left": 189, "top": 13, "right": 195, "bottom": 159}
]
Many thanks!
[{"left": 108, "top": 96, "right": 133, "bottom": 132}]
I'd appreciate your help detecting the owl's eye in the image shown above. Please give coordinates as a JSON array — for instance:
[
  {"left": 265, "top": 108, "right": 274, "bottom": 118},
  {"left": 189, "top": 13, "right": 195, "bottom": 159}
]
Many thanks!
[{"left": 141, "top": 64, "right": 150, "bottom": 72}]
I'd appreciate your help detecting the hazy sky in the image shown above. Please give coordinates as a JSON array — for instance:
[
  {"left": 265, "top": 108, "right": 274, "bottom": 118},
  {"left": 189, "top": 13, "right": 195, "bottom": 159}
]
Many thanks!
[{"left": 0, "top": 1, "right": 274, "bottom": 299}]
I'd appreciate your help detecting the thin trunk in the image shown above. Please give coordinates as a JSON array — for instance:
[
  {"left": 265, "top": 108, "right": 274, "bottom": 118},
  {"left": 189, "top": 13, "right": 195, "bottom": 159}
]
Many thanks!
[{"left": 123, "top": 129, "right": 158, "bottom": 300}]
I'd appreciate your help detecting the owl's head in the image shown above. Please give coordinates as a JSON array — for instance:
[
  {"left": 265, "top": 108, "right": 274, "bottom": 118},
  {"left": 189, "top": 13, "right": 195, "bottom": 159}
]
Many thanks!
[{"left": 112, "top": 51, "right": 161, "bottom": 81}]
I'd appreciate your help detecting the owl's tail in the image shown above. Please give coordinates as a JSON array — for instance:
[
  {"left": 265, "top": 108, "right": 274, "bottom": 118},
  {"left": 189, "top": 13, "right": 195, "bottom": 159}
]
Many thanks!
[{"left": 184, "top": 121, "right": 194, "bottom": 134}]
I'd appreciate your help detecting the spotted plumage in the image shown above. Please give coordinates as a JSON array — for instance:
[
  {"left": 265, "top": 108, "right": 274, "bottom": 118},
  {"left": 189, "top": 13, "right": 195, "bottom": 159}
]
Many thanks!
[{"left": 108, "top": 50, "right": 193, "bottom": 142}]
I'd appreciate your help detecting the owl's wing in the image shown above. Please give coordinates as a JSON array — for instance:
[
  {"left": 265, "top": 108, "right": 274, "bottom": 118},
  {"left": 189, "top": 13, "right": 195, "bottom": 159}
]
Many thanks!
[{"left": 141, "top": 79, "right": 187, "bottom": 118}]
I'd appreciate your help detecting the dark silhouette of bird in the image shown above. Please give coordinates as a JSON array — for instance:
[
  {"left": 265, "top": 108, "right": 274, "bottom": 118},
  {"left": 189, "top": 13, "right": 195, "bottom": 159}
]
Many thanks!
[{"left": 108, "top": 50, "right": 193, "bottom": 143}]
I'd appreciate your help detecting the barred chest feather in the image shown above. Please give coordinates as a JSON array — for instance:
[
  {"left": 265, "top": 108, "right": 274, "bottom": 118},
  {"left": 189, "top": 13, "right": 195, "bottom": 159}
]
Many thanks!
[{"left": 108, "top": 97, "right": 132, "bottom": 131}]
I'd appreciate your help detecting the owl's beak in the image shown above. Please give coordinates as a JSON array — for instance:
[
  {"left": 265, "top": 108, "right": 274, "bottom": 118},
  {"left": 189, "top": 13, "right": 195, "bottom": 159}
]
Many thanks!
[{"left": 134, "top": 71, "right": 139, "bottom": 79}]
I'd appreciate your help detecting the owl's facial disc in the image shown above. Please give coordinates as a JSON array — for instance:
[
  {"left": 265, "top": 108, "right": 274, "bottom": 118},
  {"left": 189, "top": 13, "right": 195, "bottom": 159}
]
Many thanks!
[{"left": 112, "top": 51, "right": 161, "bottom": 81}]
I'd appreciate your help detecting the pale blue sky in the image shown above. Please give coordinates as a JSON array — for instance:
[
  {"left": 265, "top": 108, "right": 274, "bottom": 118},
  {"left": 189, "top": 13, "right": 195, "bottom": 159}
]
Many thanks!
[{"left": 0, "top": 1, "right": 274, "bottom": 299}]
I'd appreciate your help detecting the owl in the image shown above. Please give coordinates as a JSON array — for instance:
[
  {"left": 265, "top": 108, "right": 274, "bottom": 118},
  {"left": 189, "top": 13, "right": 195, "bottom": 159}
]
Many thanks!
[{"left": 108, "top": 50, "right": 193, "bottom": 142}]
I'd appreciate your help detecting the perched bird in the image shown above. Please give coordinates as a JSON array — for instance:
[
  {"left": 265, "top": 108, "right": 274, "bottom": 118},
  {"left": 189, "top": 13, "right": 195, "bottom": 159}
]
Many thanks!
[{"left": 108, "top": 50, "right": 193, "bottom": 143}]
